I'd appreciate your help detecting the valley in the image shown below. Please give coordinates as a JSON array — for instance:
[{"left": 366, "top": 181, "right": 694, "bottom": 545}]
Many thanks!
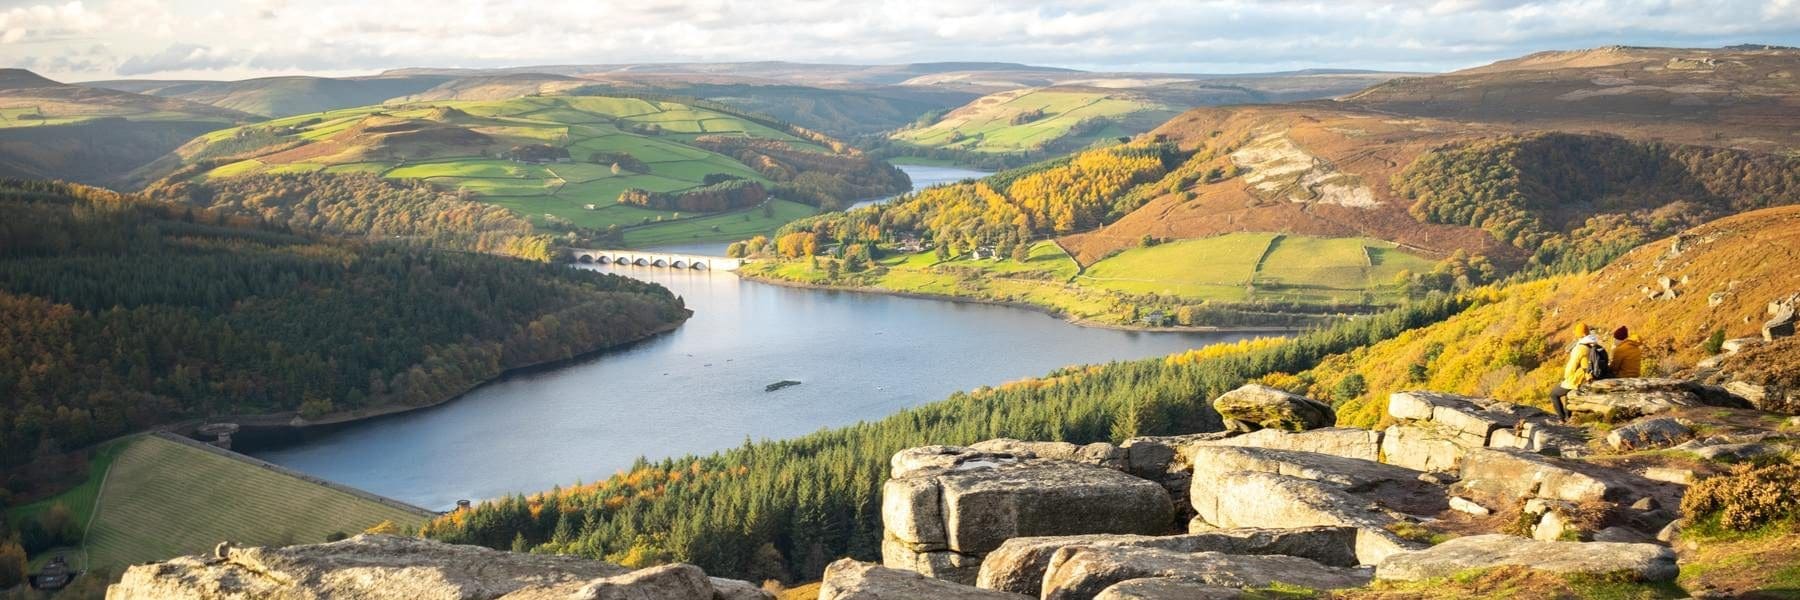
[{"left": 3, "top": 32, "right": 1800, "bottom": 600}]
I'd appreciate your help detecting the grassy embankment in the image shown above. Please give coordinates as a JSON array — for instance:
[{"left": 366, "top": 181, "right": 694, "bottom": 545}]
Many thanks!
[
  {"left": 741, "top": 233, "right": 1435, "bottom": 327},
  {"left": 9, "top": 435, "right": 432, "bottom": 571}
]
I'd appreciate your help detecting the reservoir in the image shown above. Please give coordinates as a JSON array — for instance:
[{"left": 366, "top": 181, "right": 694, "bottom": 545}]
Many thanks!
[{"left": 249, "top": 165, "right": 1255, "bottom": 509}]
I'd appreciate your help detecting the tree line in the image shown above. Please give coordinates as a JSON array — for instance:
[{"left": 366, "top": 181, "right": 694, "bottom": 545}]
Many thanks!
[
  {"left": 143, "top": 172, "right": 566, "bottom": 261},
  {"left": 0, "top": 179, "right": 689, "bottom": 496}
]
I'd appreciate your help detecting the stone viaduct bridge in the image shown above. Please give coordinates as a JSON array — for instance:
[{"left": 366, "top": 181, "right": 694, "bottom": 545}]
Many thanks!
[{"left": 569, "top": 249, "right": 742, "bottom": 271}]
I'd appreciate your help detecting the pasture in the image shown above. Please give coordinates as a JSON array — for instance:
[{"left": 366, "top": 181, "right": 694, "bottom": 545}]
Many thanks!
[
  {"left": 191, "top": 95, "right": 828, "bottom": 246},
  {"left": 892, "top": 89, "right": 1169, "bottom": 153},
  {"left": 1079, "top": 234, "right": 1437, "bottom": 303}
]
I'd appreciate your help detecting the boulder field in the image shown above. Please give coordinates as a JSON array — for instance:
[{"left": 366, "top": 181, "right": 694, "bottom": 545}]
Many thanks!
[{"left": 856, "top": 372, "right": 1792, "bottom": 599}]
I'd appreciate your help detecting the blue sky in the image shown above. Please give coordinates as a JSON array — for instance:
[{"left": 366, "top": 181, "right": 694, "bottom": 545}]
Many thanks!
[{"left": 1, "top": 0, "right": 1797, "bottom": 81}]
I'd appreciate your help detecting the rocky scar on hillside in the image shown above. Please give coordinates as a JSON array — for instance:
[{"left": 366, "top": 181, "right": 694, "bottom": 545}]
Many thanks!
[{"left": 106, "top": 534, "right": 773, "bottom": 600}]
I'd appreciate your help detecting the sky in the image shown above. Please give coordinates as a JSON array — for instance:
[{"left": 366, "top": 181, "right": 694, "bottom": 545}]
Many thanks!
[{"left": 1, "top": 0, "right": 1797, "bottom": 82}]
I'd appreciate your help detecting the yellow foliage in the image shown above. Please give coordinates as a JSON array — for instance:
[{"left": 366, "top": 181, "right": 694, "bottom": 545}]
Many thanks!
[
  {"left": 365, "top": 520, "right": 401, "bottom": 535},
  {"left": 1166, "top": 337, "right": 1287, "bottom": 365}
]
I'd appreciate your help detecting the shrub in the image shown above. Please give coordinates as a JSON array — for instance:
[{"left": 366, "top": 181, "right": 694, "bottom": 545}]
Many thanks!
[
  {"left": 1681, "top": 462, "right": 1800, "bottom": 533},
  {"left": 1703, "top": 328, "right": 1727, "bottom": 354}
]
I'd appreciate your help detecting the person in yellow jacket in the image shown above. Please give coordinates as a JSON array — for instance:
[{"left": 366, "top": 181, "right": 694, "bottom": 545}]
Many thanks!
[
  {"left": 1549, "top": 323, "right": 1609, "bottom": 421},
  {"left": 1610, "top": 325, "right": 1645, "bottom": 378}
]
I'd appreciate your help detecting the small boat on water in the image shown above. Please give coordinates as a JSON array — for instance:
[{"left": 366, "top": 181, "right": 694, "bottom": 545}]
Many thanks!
[{"left": 765, "top": 380, "right": 801, "bottom": 392}]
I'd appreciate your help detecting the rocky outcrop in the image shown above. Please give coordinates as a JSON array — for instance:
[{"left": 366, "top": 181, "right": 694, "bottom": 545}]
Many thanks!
[
  {"left": 1605, "top": 416, "right": 1695, "bottom": 450},
  {"left": 106, "top": 535, "right": 769, "bottom": 600},
  {"left": 974, "top": 527, "right": 1356, "bottom": 595},
  {"left": 1211, "top": 384, "right": 1335, "bottom": 432},
  {"left": 1195, "top": 427, "right": 1382, "bottom": 462},
  {"left": 1765, "top": 293, "right": 1797, "bottom": 341},
  {"left": 1040, "top": 546, "right": 1371, "bottom": 600},
  {"left": 1381, "top": 391, "right": 1569, "bottom": 470},
  {"left": 1564, "top": 378, "right": 1705, "bottom": 420},
  {"left": 1375, "top": 534, "right": 1679, "bottom": 582},
  {"left": 1453, "top": 448, "right": 1645, "bottom": 506},
  {"left": 1190, "top": 470, "right": 1421, "bottom": 565},
  {"left": 820, "top": 559, "right": 1029, "bottom": 600},
  {"left": 882, "top": 446, "right": 1174, "bottom": 584},
  {"left": 970, "top": 438, "right": 1128, "bottom": 471}
]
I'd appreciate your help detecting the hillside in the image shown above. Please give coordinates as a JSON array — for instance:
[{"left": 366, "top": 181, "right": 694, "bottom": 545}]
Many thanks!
[
  {"left": 0, "top": 179, "right": 689, "bottom": 493},
  {"left": 9, "top": 434, "right": 432, "bottom": 575},
  {"left": 153, "top": 94, "right": 907, "bottom": 247},
  {"left": 87, "top": 75, "right": 453, "bottom": 118},
  {"left": 1305, "top": 204, "right": 1800, "bottom": 426},
  {"left": 889, "top": 87, "right": 1180, "bottom": 155},
  {"left": 0, "top": 69, "right": 250, "bottom": 186},
  {"left": 1343, "top": 45, "right": 1800, "bottom": 152}
]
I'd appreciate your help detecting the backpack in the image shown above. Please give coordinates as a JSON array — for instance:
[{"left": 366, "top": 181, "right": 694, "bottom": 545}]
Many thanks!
[{"left": 1584, "top": 342, "right": 1611, "bottom": 380}]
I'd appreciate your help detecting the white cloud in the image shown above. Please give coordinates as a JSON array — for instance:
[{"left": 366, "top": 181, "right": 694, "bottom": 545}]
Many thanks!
[{"left": 1, "top": 0, "right": 1797, "bottom": 80}]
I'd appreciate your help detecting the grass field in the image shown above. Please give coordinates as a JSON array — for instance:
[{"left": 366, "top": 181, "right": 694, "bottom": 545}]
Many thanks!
[
  {"left": 891, "top": 89, "right": 1172, "bottom": 153},
  {"left": 186, "top": 95, "right": 830, "bottom": 246},
  {"left": 72, "top": 435, "right": 431, "bottom": 570},
  {"left": 742, "top": 233, "right": 1438, "bottom": 326}
]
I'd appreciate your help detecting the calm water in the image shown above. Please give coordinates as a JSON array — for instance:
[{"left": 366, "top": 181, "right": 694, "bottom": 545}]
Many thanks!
[
  {"left": 848, "top": 164, "right": 991, "bottom": 210},
  {"left": 250, "top": 266, "right": 1247, "bottom": 509}
]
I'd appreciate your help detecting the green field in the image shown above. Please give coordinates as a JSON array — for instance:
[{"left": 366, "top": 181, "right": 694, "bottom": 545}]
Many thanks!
[
  {"left": 187, "top": 95, "right": 829, "bottom": 246},
  {"left": 53, "top": 435, "right": 432, "bottom": 570},
  {"left": 741, "top": 233, "right": 1438, "bottom": 326},
  {"left": 1080, "top": 234, "right": 1437, "bottom": 304},
  {"left": 891, "top": 89, "right": 1173, "bottom": 153}
]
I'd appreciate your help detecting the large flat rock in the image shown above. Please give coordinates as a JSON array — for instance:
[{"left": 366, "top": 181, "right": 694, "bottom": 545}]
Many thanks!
[
  {"left": 1189, "top": 471, "right": 1421, "bottom": 565},
  {"left": 1093, "top": 578, "right": 1249, "bottom": 600},
  {"left": 1041, "top": 546, "right": 1372, "bottom": 600},
  {"left": 1454, "top": 448, "right": 1644, "bottom": 505},
  {"left": 1387, "top": 391, "right": 1548, "bottom": 445},
  {"left": 975, "top": 527, "right": 1356, "bottom": 595},
  {"left": 1375, "top": 534, "right": 1679, "bottom": 582},
  {"left": 1195, "top": 427, "right": 1383, "bottom": 462},
  {"left": 970, "top": 438, "right": 1128, "bottom": 471},
  {"left": 820, "top": 559, "right": 1029, "bottom": 600},
  {"left": 1565, "top": 378, "right": 1705, "bottom": 421},
  {"left": 1188, "top": 446, "right": 1446, "bottom": 516},
  {"left": 1380, "top": 423, "right": 1473, "bottom": 473},
  {"left": 106, "top": 534, "right": 766, "bottom": 600}
]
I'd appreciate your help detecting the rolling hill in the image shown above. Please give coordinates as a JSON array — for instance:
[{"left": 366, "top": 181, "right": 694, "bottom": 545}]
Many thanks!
[
  {"left": 0, "top": 69, "right": 250, "bottom": 186},
  {"left": 889, "top": 87, "right": 1179, "bottom": 155},
  {"left": 883, "top": 71, "right": 1407, "bottom": 163},
  {"left": 155, "top": 94, "right": 907, "bottom": 247},
  {"left": 1342, "top": 45, "right": 1800, "bottom": 152},
  {"left": 735, "top": 46, "right": 1800, "bottom": 328},
  {"left": 87, "top": 75, "right": 453, "bottom": 118}
]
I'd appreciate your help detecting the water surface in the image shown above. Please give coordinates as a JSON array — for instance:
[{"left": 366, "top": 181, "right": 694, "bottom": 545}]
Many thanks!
[{"left": 251, "top": 265, "right": 1248, "bottom": 509}]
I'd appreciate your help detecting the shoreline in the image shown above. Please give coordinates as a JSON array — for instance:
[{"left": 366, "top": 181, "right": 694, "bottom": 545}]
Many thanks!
[
  {"left": 736, "top": 269, "right": 1303, "bottom": 334},
  {"left": 176, "top": 316, "right": 691, "bottom": 438}
]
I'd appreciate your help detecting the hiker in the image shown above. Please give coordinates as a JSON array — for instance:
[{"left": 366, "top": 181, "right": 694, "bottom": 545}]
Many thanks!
[
  {"left": 1610, "top": 325, "right": 1645, "bottom": 378},
  {"left": 1550, "top": 323, "right": 1609, "bottom": 420}
]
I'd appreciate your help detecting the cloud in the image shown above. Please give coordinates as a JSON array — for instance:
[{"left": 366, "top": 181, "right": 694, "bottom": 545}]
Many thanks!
[
  {"left": 2, "top": 0, "right": 1798, "bottom": 80},
  {"left": 114, "top": 44, "right": 236, "bottom": 76}
]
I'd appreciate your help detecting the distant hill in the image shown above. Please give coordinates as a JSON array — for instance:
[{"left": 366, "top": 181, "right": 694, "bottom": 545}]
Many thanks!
[
  {"left": 0, "top": 69, "right": 250, "bottom": 186},
  {"left": 154, "top": 94, "right": 909, "bottom": 247},
  {"left": 86, "top": 75, "right": 453, "bottom": 118},
  {"left": 1342, "top": 45, "right": 1800, "bottom": 152},
  {"left": 883, "top": 71, "right": 1408, "bottom": 164}
]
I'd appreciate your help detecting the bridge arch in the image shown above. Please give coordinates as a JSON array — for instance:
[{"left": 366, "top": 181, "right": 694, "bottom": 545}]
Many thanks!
[
  {"left": 633, "top": 258, "right": 649, "bottom": 266},
  {"left": 576, "top": 254, "right": 594, "bottom": 263},
  {"left": 671, "top": 260, "right": 686, "bottom": 268},
  {"left": 691, "top": 261, "right": 708, "bottom": 270}
]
